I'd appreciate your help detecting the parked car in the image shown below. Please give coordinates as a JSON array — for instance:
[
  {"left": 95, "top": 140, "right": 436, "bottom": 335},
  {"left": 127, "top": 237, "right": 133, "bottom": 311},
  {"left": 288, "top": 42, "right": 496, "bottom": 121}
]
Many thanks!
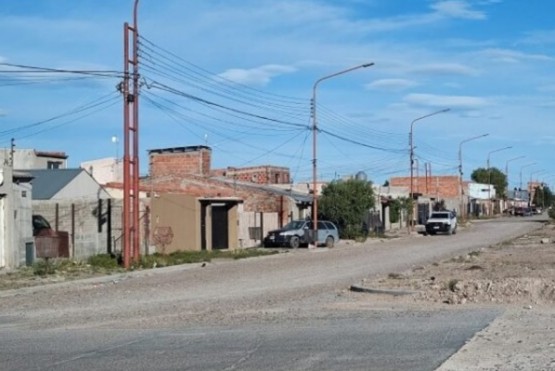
[
  {"left": 514, "top": 207, "right": 533, "bottom": 216},
  {"left": 425, "top": 210, "right": 457, "bottom": 235},
  {"left": 263, "top": 220, "right": 339, "bottom": 248}
]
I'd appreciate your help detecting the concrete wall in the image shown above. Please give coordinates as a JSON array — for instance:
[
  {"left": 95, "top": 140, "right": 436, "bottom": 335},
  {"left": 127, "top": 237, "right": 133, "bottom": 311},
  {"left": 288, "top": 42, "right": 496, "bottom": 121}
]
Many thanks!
[
  {"left": 29, "top": 198, "right": 151, "bottom": 261},
  {"left": 150, "top": 194, "right": 244, "bottom": 252},
  {"left": 150, "top": 194, "right": 200, "bottom": 253},
  {"left": 0, "top": 166, "right": 33, "bottom": 269},
  {"left": 53, "top": 171, "right": 111, "bottom": 200},
  {"left": 14, "top": 183, "right": 33, "bottom": 266}
]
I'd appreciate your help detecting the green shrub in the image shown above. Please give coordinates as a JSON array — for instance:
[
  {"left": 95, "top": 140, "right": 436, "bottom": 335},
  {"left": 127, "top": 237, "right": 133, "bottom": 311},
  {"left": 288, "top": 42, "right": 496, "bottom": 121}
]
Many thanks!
[{"left": 87, "top": 254, "right": 119, "bottom": 269}]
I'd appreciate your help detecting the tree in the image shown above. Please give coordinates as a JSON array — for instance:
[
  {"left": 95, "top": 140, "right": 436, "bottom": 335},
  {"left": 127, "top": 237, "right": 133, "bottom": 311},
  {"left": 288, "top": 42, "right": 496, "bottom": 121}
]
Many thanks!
[
  {"left": 470, "top": 167, "right": 508, "bottom": 198},
  {"left": 533, "top": 185, "right": 554, "bottom": 208},
  {"left": 318, "top": 179, "right": 375, "bottom": 239}
]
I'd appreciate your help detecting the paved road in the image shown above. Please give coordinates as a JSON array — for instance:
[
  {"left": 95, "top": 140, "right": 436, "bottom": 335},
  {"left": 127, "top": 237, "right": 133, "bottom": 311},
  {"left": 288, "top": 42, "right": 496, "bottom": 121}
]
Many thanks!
[{"left": 0, "top": 217, "right": 545, "bottom": 370}]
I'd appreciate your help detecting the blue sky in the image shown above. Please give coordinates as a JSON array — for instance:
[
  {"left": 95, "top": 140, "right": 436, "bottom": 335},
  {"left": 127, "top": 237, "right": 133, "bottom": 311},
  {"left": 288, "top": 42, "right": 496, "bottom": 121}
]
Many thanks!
[{"left": 1, "top": 0, "right": 554, "bottom": 188}]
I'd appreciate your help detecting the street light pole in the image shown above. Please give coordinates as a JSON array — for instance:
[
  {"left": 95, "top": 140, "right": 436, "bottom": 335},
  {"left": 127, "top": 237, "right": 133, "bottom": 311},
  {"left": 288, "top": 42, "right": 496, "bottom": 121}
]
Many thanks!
[
  {"left": 458, "top": 133, "right": 489, "bottom": 220},
  {"left": 486, "top": 146, "right": 512, "bottom": 204},
  {"left": 487, "top": 146, "right": 512, "bottom": 170},
  {"left": 505, "top": 156, "right": 525, "bottom": 189},
  {"left": 311, "top": 62, "right": 374, "bottom": 247},
  {"left": 409, "top": 108, "right": 450, "bottom": 228},
  {"left": 519, "top": 162, "right": 536, "bottom": 205}
]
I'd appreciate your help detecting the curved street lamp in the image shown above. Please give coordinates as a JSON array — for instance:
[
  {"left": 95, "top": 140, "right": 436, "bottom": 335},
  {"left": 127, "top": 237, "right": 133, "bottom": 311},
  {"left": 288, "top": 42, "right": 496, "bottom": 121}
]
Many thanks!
[
  {"left": 409, "top": 108, "right": 450, "bottom": 201},
  {"left": 458, "top": 133, "right": 489, "bottom": 220},
  {"left": 486, "top": 146, "right": 512, "bottom": 200},
  {"left": 519, "top": 162, "right": 536, "bottom": 191},
  {"left": 311, "top": 62, "right": 374, "bottom": 246},
  {"left": 505, "top": 156, "right": 525, "bottom": 189},
  {"left": 487, "top": 146, "right": 512, "bottom": 169}
]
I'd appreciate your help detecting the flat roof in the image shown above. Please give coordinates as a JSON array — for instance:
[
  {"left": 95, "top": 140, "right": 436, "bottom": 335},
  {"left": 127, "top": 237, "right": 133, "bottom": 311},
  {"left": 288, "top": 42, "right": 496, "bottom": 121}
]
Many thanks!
[{"left": 148, "top": 145, "right": 211, "bottom": 155}]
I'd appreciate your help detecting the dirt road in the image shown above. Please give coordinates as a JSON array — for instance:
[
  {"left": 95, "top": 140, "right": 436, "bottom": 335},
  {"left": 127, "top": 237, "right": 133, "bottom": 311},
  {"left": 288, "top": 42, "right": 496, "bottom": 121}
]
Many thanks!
[{"left": 0, "top": 217, "right": 552, "bottom": 370}]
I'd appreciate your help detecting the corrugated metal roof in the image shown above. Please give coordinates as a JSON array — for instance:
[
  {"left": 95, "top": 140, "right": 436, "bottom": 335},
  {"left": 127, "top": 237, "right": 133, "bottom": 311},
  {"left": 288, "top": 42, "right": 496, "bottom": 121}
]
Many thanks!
[{"left": 26, "top": 169, "right": 83, "bottom": 200}]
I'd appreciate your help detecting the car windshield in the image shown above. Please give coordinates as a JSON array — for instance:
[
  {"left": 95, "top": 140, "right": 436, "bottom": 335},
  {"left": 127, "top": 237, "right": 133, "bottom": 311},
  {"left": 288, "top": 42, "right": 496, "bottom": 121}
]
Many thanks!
[
  {"left": 431, "top": 212, "right": 450, "bottom": 219},
  {"left": 283, "top": 220, "right": 306, "bottom": 230}
]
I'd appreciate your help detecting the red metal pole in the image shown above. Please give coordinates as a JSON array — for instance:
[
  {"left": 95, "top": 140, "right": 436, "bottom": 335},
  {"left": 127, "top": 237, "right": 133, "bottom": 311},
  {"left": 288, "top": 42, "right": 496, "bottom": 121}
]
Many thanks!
[
  {"left": 132, "top": 0, "right": 140, "bottom": 263},
  {"left": 122, "top": 22, "right": 131, "bottom": 269}
]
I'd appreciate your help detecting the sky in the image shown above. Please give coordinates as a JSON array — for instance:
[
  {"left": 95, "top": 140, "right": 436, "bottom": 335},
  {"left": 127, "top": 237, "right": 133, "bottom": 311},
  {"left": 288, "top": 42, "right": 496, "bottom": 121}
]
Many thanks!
[{"left": 0, "top": 0, "right": 554, "bottom": 189}]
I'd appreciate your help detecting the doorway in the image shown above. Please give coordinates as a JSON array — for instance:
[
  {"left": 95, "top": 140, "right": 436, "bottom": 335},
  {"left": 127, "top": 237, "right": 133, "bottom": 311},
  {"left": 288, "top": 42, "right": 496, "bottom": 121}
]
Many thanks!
[{"left": 211, "top": 205, "right": 228, "bottom": 249}]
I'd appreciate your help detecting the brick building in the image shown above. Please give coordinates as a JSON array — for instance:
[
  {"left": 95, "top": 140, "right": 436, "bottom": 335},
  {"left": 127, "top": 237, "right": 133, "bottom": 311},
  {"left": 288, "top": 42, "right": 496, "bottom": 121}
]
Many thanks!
[
  {"left": 389, "top": 176, "right": 461, "bottom": 199},
  {"left": 143, "top": 146, "right": 310, "bottom": 251},
  {"left": 212, "top": 165, "right": 291, "bottom": 185}
]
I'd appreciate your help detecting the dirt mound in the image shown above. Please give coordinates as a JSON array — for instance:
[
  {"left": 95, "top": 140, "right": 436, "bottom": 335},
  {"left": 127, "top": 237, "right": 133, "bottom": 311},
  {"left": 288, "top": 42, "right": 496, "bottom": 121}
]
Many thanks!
[{"left": 359, "top": 223, "right": 555, "bottom": 306}]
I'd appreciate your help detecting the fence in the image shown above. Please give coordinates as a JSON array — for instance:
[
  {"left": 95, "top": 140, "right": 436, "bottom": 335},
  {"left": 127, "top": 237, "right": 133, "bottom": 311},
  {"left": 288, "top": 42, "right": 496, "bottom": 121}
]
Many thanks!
[
  {"left": 31, "top": 199, "right": 145, "bottom": 260},
  {"left": 237, "top": 210, "right": 279, "bottom": 248}
]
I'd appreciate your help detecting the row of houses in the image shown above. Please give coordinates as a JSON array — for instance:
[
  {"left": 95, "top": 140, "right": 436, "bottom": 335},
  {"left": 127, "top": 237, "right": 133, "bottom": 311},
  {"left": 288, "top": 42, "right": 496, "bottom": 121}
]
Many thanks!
[{"left": 0, "top": 145, "right": 535, "bottom": 269}]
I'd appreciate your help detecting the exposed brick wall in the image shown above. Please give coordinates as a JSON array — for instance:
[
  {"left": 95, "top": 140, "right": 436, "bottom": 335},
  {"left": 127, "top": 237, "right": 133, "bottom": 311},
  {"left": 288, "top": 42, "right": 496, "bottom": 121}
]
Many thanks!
[
  {"left": 390, "top": 176, "right": 461, "bottom": 198},
  {"left": 143, "top": 174, "right": 288, "bottom": 214},
  {"left": 213, "top": 165, "right": 291, "bottom": 185},
  {"left": 144, "top": 147, "right": 292, "bottom": 217},
  {"left": 149, "top": 147, "right": 211, "bottom": 178}
]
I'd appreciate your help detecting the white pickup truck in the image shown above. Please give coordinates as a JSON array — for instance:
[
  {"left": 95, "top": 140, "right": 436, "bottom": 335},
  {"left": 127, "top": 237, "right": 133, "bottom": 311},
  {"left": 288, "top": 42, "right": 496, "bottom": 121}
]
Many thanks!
[{"left": 425, "top": 211, "right": 457, "bottom": 235}]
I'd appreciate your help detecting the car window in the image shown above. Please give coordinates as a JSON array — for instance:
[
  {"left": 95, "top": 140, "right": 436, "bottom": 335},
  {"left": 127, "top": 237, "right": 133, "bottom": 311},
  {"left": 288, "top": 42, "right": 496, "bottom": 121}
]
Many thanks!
[
  {"left": 324, "top": 221, "right": 336, "bottom": 230},
  {"left": 283, "top": 220, "right": 307, "bottom": 230},
  {"left": 317, "top": 221, "right": 327, "bottom": 230},
  {"left": 431, "top": 212, "right": 450, "bottom": 219}
]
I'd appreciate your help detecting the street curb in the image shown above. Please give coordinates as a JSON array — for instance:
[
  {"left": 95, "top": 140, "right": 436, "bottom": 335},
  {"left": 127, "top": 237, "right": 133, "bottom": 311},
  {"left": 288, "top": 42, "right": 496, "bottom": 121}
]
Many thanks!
[{"left": 349, "top": 284, "right": 417, "bottom": 296}]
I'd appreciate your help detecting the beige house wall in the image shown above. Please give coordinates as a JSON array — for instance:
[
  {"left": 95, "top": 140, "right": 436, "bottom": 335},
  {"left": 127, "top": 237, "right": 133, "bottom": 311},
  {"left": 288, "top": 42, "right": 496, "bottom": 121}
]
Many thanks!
[
  {"left": 151, "top": 194, "right": 200, "bottom": 253},
  {"left": 150, "top": 194, "right": 242, "bottom": 252}
]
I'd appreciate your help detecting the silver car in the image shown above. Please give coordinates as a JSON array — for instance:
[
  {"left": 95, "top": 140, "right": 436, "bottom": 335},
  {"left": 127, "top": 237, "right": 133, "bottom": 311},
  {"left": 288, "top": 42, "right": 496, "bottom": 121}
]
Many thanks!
[{"left": 263, "top": 220, "right": 339, "bottom": 248}]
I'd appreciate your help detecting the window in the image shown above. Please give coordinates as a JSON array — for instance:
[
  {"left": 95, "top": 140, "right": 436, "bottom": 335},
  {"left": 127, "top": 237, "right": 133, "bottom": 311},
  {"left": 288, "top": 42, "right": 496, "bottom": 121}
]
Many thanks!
[{"left": 47, "top": 161, "right": 62, "bottom": 169}]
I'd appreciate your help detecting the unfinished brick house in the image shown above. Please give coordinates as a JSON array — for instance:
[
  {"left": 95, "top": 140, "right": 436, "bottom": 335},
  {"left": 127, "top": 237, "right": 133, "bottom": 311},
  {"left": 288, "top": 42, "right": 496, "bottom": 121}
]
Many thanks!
[
  {"left": 144, "top": 146, "right": 311, "bottom": 252},
  {"left": 212, "top": 165, "right": 290, "bottom": 185},
  {"left": 390, "top": 175, "right": 496, "bottom": 222}
]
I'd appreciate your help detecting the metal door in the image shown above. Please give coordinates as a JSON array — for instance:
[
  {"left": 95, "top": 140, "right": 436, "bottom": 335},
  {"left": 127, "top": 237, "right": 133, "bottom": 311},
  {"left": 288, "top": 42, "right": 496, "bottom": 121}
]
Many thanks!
[{"left": 211, "top": 205, "right": 228, "bottom": 249}]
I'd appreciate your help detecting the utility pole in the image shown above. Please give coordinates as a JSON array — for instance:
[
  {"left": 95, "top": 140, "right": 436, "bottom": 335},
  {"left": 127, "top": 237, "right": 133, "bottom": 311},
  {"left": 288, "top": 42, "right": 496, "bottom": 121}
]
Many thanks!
[
  {"left": 9, "top": 138, "right": 15, "bottom": 167},
  {"left": 122, "top": 0, "right": 140, "bottom": 269}
]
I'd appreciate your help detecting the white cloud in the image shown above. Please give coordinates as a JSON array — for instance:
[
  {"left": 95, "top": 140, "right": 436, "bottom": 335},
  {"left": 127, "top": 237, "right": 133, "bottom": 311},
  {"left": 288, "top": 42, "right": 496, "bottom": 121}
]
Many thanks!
[
  {"left": 365, "top": 78, "right": 417, "bottom": 91},
  {"left": 403, "top": 93, "right": 491, "bottom": 110},
  {"left": 219, "top": 64, "right": 297, "bottom": 86},
  {"left": 431, "top": 0, "right": 486, "bottom": 20},
  {"left": 478, "top": 48, "right": 554, "bottom": 63},
  {"left": 410, "top": 63, "right": 479, "bottom": 76}
]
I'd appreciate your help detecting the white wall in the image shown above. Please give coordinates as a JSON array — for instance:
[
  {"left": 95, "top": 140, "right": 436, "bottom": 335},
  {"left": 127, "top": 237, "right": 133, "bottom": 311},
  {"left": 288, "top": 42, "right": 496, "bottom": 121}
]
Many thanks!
[
  {"left": 53, "top": 171, "right": 111, "bottom": 200},
  {"left": 468, "top": 183, "right": 496, "bottom": 200},
  {"left": 81, "top": 157, "right": 123, "bottom": 185}
]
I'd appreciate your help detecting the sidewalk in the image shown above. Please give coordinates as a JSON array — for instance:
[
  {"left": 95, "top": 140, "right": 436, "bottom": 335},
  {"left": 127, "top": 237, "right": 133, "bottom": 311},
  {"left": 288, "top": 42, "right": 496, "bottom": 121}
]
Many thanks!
[{"left": 436, "top": 306, "right": 555, "bottom": 370}]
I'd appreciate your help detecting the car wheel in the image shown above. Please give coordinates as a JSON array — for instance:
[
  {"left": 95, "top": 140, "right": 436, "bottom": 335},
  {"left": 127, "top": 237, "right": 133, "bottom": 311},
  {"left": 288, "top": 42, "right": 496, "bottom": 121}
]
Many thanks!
[
  {"left": 447, "top": 226, "right": 453, "bottom": 235},
  {"left": 325, "top": 236, "right": 334, "bottom": 248},
  {"left": 452, "top": 227, "right": 457, "bottom": 235},
  {"left": 290, "top": 236, "right": 300, "bottom": 249}
]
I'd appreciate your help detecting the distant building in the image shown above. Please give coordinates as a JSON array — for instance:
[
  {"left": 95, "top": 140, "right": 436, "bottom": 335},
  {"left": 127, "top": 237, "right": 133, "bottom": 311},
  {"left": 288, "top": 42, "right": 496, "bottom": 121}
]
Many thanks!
[
  {"left": 81, "top": 157, "right": 123, "bottom": 185},
  {"left": 1, "top": 148, "right": 67, "bottom": 169}
]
